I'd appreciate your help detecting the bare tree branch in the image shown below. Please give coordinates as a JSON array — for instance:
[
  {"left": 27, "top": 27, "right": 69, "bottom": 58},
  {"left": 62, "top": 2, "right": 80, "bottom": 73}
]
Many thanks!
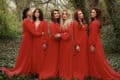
[{"left": 32, "top": 0, "right": 52, "bottom": 4}]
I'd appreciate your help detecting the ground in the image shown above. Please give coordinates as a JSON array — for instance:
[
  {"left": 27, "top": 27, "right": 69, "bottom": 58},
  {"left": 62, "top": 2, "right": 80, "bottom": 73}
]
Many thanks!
[{"left": 0, "top": 38, "right": 120, "bottom": 80}]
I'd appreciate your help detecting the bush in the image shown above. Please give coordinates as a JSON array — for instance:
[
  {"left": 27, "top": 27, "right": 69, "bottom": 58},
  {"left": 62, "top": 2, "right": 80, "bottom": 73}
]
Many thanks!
[
  {"left": 101, "top": 25, "right": 116, "bottom": 54},
  {"left": 105, "top": 1, "right": 120, "bottom": 53},
  {"left": 0, "top": 11, "right": 20, "bottom": 39}
]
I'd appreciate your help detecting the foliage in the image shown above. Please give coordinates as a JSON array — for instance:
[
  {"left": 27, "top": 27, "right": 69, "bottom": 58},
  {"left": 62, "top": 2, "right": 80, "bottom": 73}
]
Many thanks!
[
  {"left": 0, "top": 12, "right": 20, "bottom": 39},
  {"left": 69, "top": 0, "right": 89, "bottom": 24},
  {"left": 101, "top": 25, "right": 116, "bottom": 54},
  {"left": 0, "top": 0, "right": 20, "bottom": 39},
  {"left": 104, "top": 0, "right": 120, "bottom": 53}
]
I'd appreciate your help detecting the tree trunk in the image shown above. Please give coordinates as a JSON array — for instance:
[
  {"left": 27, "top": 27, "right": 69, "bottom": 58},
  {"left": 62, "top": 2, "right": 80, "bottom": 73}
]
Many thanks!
[
  {"left": 15, "top": 0, "right": 31, "bottom": 20},
  {"left": 88, "top": 0, "right": 99, "bottom": 9},
  {"left": 70, "top": 0, "right": 89, "bottom": 24}
]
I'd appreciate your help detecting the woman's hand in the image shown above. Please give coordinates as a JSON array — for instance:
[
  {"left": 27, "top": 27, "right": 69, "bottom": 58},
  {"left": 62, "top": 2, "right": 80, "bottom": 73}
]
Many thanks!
[
  {"left": 41, "top": 32, "right": 45, "bottom": 36},
  {"left": 91, "top": 45, "right": 95, "bottom": 53},
  {"left": 43, "top": 43, "right": 47, "bottom": 50},
  {"left": 76, "top": 45, "right": 80, "bottom": 52},
  {"left": 55, "top": 33, "right": 61, "bottom": 39}
]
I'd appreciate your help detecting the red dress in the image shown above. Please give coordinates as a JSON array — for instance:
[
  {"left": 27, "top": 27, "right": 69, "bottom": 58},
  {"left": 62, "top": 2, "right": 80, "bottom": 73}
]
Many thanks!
[
  {"left": 40, "top": 22, "right": 61, "bottom": 79},
  {"left": 89, "top": 20, "right": 120, "bottom": 80},
  {"left": 59, "top": 23, "right": 73, "bottom": 80},
  {"left": 1, "top": 19, "right": 42, "bottom": 78},
  {"left": 73, "top": 21, "right": 89, "bottom": 79},
  {"left": 32, "top": 20, "right": 48, "bottom": 74}
]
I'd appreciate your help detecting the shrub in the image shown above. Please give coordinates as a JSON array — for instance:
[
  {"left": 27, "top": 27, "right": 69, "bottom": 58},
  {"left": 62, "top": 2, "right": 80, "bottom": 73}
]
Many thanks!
[{"left": 0, "top": 11, "right": 20, "bottom": 39}]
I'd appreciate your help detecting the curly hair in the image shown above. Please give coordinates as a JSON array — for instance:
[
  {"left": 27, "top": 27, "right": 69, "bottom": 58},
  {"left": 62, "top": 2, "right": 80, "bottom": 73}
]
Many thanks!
[{"left": 32, "top": 8, "right": 43, "bottom": 21}]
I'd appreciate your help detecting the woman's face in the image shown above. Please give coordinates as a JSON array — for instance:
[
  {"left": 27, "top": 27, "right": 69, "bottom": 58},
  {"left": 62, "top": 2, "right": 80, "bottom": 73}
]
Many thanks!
[
  {"left": 78, "top": 10, "right": 84, "bottom": 19},
  {"left": 27, "top": 9, "right": 33, "bottom": 17},
  {"left": 91, "top": 9, "right": 97, "bottom": 18},
  {"left": 53, "top": 11, "right": 60, "bottom": 19},
  {"left": 34, "top": 10, "right": 40, "bottom": 18},
  {"left": 62, "top": 11, "right": 69, "bottom": 20}
]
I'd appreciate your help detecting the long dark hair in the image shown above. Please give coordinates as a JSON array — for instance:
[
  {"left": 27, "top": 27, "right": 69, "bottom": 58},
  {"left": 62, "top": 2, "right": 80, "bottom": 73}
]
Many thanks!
[
  {"left": 22, "top": 8, "right": 30, "bottom": 20},
  {"left": 32, "top": 8, "right": 43, "bottom": 21},
  {"left": 74, "top": 9, "right": 86, "bottom": 28},
  {"left": 51, "top": 9, "right": 60, "bottom": 24},
  {"left": 91, "top": 8, "right": 101, "bottom": 22}
]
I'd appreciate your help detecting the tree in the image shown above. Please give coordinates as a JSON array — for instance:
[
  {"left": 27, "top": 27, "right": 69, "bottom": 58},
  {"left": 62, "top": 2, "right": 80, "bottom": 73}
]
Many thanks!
[
  {"left": 13, "top": 0, "right": 31, "bottom": 20},
  {"left": 104, "top": 0, "right": 120, "bottom": 53},
  {"left": 0, "top": 0, "right": 9, "bottom": 38},
  {"left": 88, "top": 0, "right": 99, "bottom": 9},
  {"left": 70, "top": 0, "right": 89, "bottom": 24}
]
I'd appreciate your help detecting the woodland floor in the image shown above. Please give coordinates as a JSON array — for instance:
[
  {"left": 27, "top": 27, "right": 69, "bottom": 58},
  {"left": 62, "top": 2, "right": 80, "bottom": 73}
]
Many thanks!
[{"left": 0, "top": 38, "right": 120, "bottom": 80}]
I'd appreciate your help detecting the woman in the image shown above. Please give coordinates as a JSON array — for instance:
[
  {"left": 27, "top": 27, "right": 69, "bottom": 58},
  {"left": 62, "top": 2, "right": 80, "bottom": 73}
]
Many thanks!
[
  {"left": 40, "top": 9, "right": 61, "bottom": 79},
  {"left": 1, "top": 8, "right": 42, "bottom": 78},
  {"left": 73, "top": 9, "right": 89, "bottom": 80},
  {"left": 59, "top": 10, "right": 73, "bottom": 80},
  {"left": 32, "top": 8, "right": 48, "bottom": 75},
  {"left": 89, "top": 8, "right": 120, "bottom": 80}
]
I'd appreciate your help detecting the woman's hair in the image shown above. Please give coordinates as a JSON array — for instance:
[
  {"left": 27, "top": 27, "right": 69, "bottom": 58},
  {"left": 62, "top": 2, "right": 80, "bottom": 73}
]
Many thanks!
[
  {"left": 61, "top": 10, "right": 70, "bottom": 17},
  {"left": 51, "top": 9, "right": 60, "bottom": 24},
  {"left": 91, "top": 7, "right": 101, "bottom": 22},
  {"left": 32, "top": 8, "right": 43, "bottom": 21},
  {"left": 74, "top": 9, "right": 86, "bottom": 28},
  {"left": 22, "top": 8, "right": 30, "bottom": 20},
  {"left": 61, "top": 10, "right": 71, "bottom": 29}
]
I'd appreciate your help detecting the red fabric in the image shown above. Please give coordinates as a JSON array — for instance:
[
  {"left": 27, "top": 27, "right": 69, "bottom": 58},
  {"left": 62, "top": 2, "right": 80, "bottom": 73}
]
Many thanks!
[
  {"left": 72, "top": 21, "right": 89, "bottom": 79},
  {"left": 59, "top": 23, "right": 73, "bottom": 80},
  {"left": 1, "top": 19, "right": 42, "bottom": 78},
  {"left": 88, "top": 20, "right": 120, "bottom": 80},
  {"left": 40, "top": 22, "right": 61, "bottom": 79},
  {"left": 32, "top": 20, "right": 48, "bottom": 74}
]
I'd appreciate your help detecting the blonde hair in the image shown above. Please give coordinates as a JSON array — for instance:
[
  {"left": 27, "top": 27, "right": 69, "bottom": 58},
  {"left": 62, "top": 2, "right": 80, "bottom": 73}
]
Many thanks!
[{"left": 60, "top": 10, "right": 72, "bottom": 29}]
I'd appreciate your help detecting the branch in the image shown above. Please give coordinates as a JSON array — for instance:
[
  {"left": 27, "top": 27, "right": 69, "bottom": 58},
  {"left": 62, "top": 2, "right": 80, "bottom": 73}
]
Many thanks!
[{"left": 32, "top": 0, "right": 52, "bottom": 4}]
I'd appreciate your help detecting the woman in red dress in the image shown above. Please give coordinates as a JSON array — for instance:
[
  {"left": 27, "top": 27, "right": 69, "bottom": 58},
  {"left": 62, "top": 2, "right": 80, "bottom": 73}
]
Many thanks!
[
  {"left": 72, "top": 9, "right": 89, "bottom": 80},
  {"left": 1, "top": 8, "right": 42, "bottom": 78},
  {"left": 89, "top": 8, "right": 120, "bottom": 80},
  {"left": 40, "top": 9, "right": 61, "bottom": 79},
  {"left": 59, "top": 10, "right": 73, "bottom": 80},
  {"left": 32, "top": 8, "right": 48, "bottom": 75}
]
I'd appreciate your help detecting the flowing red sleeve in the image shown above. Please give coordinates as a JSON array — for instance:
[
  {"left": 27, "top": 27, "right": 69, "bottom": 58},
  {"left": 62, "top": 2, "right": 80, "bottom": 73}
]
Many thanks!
[
  {"left": 23, "top": 19, "right": 42, "bottom": 36},
  {"left": 73, "top": 21, "right": 81, "bottom": 46},
  {"left": 50, "top": 23, "right": 60, "bottom": 39},
  {"left": 42, "top": 20, "right": 49, "bottom": 44},
  {"left": 89, "top": 21, "right": 100, "bottom": 46},
  {"left": 61, "top": 23, "right": 73, "bottom": 40}
]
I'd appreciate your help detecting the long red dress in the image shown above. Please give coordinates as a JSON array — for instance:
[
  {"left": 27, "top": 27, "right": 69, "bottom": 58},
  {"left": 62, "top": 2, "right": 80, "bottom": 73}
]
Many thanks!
[
  {"left": 39, "top": 22, "right": 61, "bottom": 79},
  {"left": 73, "top": 21, "right": 89, "bottom": 80},
  {"left": 89, "top": 19, "right": 120, "bottom": 80},
  {"left": 32, "top": 20, "right": 48, "bottom": 74},
  {"left": 1, "top": 19, "right": 42, "bottom": 78},
  {"left": 59, "top": 23, "right": 73, "bottom": 80}
]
